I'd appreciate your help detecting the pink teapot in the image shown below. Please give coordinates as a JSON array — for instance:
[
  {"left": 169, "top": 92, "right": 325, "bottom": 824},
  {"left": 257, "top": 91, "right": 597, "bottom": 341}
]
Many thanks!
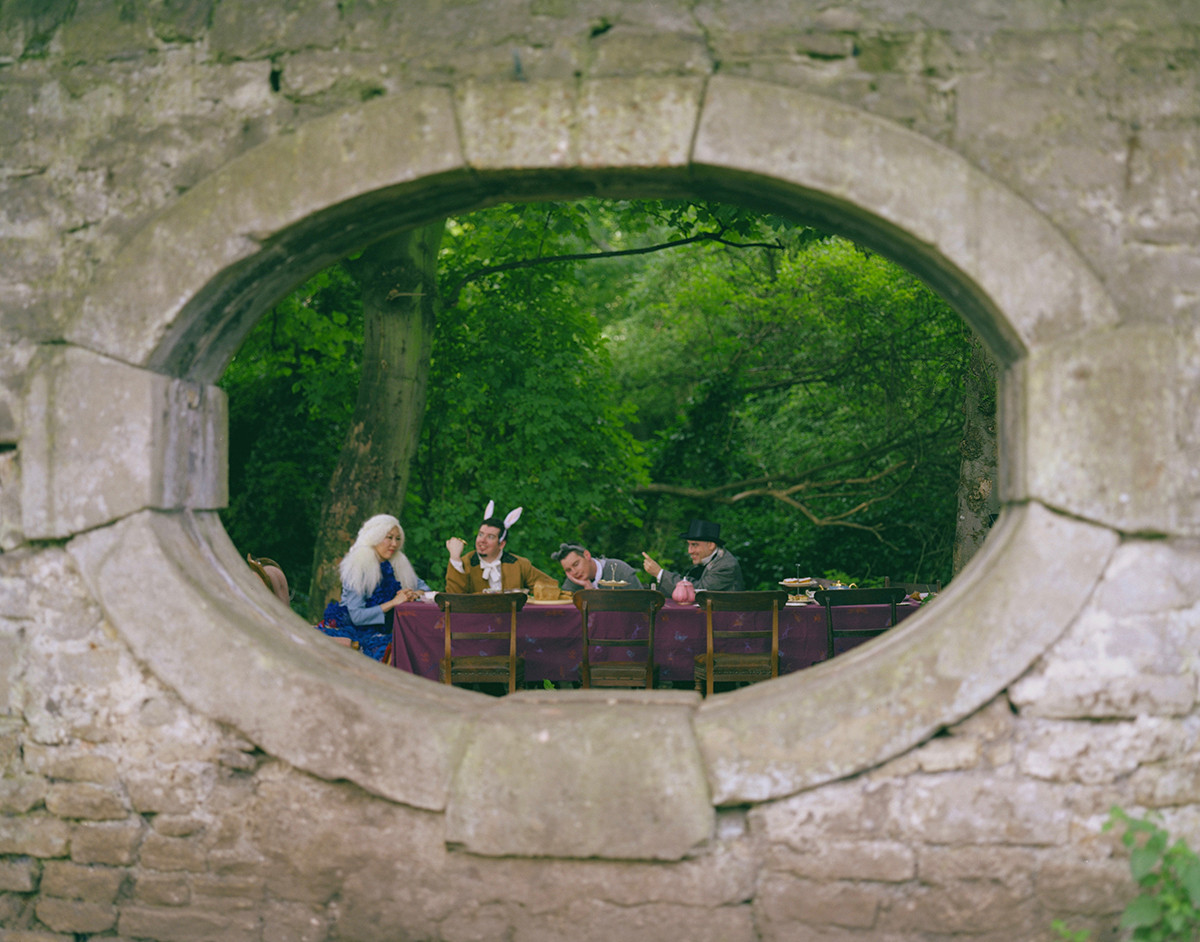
[{"left": 672, "top": 579, "right": 696, "bottom": 604}]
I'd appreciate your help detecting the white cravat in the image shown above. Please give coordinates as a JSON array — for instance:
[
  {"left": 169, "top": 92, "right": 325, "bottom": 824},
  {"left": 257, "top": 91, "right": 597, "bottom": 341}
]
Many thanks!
[{"left": 480, "top": 557, "right": 502, "bottom": 591}]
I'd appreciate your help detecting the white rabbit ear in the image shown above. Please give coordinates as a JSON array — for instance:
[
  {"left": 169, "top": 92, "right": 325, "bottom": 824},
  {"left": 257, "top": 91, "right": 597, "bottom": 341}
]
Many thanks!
[
  {"left": 484, "top": 499, "right": 495, "bottom": 520},
  {"left": 503, "top": 506, "right": 523, "bottom": 529}
]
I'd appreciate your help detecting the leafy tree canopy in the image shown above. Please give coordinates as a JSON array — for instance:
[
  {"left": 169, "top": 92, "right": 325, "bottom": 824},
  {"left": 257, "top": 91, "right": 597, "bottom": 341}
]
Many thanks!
[{"left": 220, "top": 198, "right": 972, "bottom": 606}]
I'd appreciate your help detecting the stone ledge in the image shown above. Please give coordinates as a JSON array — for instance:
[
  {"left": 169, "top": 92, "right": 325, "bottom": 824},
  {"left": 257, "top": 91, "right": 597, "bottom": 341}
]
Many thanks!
[
  {"left": 694, "top": 503, "right": 1117, "bottom": 805},
  {"left": 446, "top": 694, "right": 712, "bottom": 860},
  {"left": 68, "top": 510, "right": 474, "bottom": 814}
]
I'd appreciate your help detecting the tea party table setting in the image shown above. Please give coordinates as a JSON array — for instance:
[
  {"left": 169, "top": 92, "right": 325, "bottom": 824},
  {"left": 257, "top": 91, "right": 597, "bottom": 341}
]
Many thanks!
[{"left": 389, "top": 579, "right": 923, "bottom": 685}]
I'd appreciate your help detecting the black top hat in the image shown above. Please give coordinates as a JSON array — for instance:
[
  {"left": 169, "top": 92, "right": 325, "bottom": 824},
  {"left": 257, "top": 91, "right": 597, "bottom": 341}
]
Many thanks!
[{"left": 679, "top": 519, "right": 723, "bottom": 545}]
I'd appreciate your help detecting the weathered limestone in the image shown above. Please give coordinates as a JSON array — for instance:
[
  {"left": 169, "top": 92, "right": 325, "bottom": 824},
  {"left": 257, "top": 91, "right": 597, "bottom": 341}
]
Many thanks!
[
  {"left": 445, "top": 689, "right": 712, "bottom": 859},
  {"left": 694, "top": 502, "right": 1117, "bottom": 804},
  {"left": 20, "top": 347, "right": 226, "bottom": 539},
  {"left": 3, "top": 1, "right": 1200, "bottom": 938}
]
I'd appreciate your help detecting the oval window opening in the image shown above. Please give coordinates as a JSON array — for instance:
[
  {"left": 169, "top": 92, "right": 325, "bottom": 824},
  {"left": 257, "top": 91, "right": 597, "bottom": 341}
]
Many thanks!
[
  {"left": 218, "top": 196, "right": 997, "bottom": 695},
  {"left": 65, "top": 82, "right": 1118, "bottom": 814}
]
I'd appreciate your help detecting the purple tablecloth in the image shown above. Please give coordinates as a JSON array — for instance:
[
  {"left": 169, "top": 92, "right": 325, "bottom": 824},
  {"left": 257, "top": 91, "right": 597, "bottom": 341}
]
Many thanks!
[{"left": 391, "top": 599, "right": 919, "bottom": 684}]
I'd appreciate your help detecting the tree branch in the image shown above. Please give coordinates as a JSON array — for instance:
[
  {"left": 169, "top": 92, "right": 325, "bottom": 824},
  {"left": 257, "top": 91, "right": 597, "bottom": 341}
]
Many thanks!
[
  {"left": 443, "top": 230, "right": 784, "bottom": 308},
  {"left": 633, "top": 462, "right": 910, "bottom": 547}
]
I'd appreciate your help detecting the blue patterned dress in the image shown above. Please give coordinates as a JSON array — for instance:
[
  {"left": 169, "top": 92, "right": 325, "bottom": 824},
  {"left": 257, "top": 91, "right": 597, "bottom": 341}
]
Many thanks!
[{"left": 316, "top": 560, "right": 403, "bottom": 661}]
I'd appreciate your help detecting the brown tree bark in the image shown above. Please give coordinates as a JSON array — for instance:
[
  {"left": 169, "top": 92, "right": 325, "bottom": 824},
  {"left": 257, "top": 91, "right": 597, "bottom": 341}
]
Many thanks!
[
  {"left": 306, "top": 221, "right": 444, "bottom": 618},
  {"left": 952, "top": 335, "right": 1001, "bottom": 576}
]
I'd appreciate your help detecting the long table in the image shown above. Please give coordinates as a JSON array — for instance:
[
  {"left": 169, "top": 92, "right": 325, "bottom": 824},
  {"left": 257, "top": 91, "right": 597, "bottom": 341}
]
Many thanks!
[{"left": 390, "top": 597, "right": 918, "bottom": 685}]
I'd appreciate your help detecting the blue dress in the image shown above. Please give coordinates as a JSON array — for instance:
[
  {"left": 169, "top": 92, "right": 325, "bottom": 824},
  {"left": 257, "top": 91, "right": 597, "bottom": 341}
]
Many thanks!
[{"left": 317, "top": 560, "right": 415, "bottom": 661}]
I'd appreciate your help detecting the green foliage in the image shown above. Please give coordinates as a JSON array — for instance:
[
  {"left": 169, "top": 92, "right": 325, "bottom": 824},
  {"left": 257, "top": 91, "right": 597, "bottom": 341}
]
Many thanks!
[
  {"left": 608, "top": 231, "right": 970, "bottom": 588},
  {"left": 220, "top": 198, "right": 971, "bottom": 604},
  {"left": 218, "top": 265, "right": 362, "bottom": 609},
  {"left": 405, "top": 204, "right": 647, "bottom": 583},
  {"left": 1053, "top": 808, "right": 1200, "bottom": 942},
  {"left": 1107, "top": 807, "right": 1200, "bottom": 941},
  {"left": 1052, "top": 920, "right": 1093, "bottom": 942}
]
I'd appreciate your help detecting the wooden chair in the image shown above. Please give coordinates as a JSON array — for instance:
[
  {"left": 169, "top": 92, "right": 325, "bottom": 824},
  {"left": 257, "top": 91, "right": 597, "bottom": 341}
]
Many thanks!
[
  {"left": 693, "top": 590, "right": 789, "bottom": 698},
  {"left": 435, "top": 592, "right": 527, "bottom": 693},
  {"left": 814, "top": 586, "right": 907, "bottom": 660},
  {"left": 883, "top": 577, "right": 941, "bottom": 594},
  {"left": 573, "top": 589, "right": 665, "bottom": 689}
]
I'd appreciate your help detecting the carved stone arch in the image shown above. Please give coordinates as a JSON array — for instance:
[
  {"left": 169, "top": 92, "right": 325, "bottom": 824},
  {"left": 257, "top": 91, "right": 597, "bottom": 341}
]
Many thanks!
[{"left": 44, "top": 76, "right": 1144, "bottom": 858}]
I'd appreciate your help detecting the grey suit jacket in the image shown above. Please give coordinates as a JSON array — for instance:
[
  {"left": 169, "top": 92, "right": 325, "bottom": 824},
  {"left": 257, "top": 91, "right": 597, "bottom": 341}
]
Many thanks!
[
  {"left": 561, "top": 556, "right": 641, "bottom": 591},
  {"left": 657, "top": 547, "right": 745, "bottom": 595}
]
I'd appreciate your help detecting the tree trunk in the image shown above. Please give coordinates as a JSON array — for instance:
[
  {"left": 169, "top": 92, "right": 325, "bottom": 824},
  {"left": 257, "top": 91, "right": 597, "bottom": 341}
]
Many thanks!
[
  {"left": 952, "top": 335, "right": 1001, "bottom": 576},
  {"left": 306, "top": 222, "right": 444, "bottom": 618}
]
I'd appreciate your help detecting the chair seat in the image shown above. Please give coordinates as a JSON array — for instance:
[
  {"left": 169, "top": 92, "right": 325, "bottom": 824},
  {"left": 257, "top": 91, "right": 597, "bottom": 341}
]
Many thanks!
[
  {"left": 694, "top": 652, "right": 775, "bottom": 684},
  {"left": 440, "top": 655, "right": 525, "bottom": 685},
  {"left": 590, "top": 661, "right": 658, "bottom": 686}
]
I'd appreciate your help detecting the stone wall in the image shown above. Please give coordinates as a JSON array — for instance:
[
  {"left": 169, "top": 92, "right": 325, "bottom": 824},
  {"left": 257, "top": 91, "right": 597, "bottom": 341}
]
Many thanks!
[{"left": 2, "top": 2, "right": 1199, "bottom": 939}]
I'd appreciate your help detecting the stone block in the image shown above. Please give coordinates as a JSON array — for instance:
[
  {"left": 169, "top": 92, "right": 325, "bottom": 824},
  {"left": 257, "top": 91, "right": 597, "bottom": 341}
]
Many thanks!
[
  {"left": 512, "top": 899, "right": 755, "bottom": 942},
  {"left": 1133, "top": 757, "right": 1200, "bottom": 807},
  {"left": 118, "top": 904, "right": 261, "bottom": 942},
  {"left": 152, "top": 815, "right": 205, "bottom": 838},
  {"left": 191, "top": 872, "right": 263, "bottom": 906},
  {"left": 34, "top": 896, "right": 116, "bottom": 934},
  {"left": 917, "top": 844, "right": 1039, "bottom": 894},
  {"left": 126, "top": 765, "right": 211, "bottom": 815},
  {"left": 1016, "top": 716, "right": 1187, "bottom": 785},
  {"left": 247, "top": 762, "right": 445, "bottom": 904},
  {"left": 138, "top": 834, "right": 208, "bottom": 873},
  {"left": 0, "top": 451, "right": 21, "bottom": 551},
  {"left": 43, "top": 783, "right": 126, "bottom": 821},
  {"left": 882, "top": 881, "right": 1033, "bottom": 934},
  {"left": 756, "top": 875, "right": 882, "bottom": 929},
  {"left": 0, "top": 775, "right": 48, "bottom": 814},
  {"left": 752, "top": 778, "right": 900, "bottom": 846},
  {"left": 39, "top": 859, "right": 125, "bottom": 903},
  {"left": 70, "top": 820, "right": 145, "bottom": 866},
  {"left": 0, "top": 855, "right": 38, "bottom": 892},
  {"left": 899, "top": 774, "right": 1071, "bottom": 845},
  {"left": 446, "top": 692, "right": 712, "bottom": 860},
  {"left": 1014, "top": 326, "right": 1187, "bottom": 535},
  {"left": 454, "top": 841, "right": 758, "bottom": 913},
  {"left": 21, "top": 746, "right": 119, "bottom": 785},
  {"left": 133, "top": 870, "right": 191, "bottom": 906},
  {"left": 261, "top": 899, "right": 330, "bottom": 942},
  {"left": 457, "top": 80, "right": 578, "bottom": 170},
  {"left": 0, "top": 813, "right": 70, "bottom": 858},
  {"left": 590, "top": 31, "right": 710, "bottom": 76},
  {"left": 912, "top": 736, "right": 981, "bottom": 773},
  {"left": 209, "top": 0, "right": 339, "bottom": 60},
  {"left": 578, "top": 77, "right": 703, "bottom": 169},
  {"left": 21, "top": 346, "right": 227, "bottom": 539},
  {"left": 1012, "top": 669, "right": 1196, "bottom": 719},
  {"left": 1036, "top": 856, "right": 1133, "bottom": 914},
  {"left": 766, "top": 840, "right": 915, "bottom": 882}
]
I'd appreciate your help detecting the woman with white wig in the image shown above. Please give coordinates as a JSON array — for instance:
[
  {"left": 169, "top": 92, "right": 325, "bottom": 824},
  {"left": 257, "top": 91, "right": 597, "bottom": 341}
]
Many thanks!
[{"left": 315, "top": 514, "right": 429, "bottom": 660}]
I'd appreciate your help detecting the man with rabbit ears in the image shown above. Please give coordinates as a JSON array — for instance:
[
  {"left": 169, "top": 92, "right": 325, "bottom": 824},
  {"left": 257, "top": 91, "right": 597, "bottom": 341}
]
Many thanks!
[{"left": 444, "top": 501, "right": 556, "bottom": 593}]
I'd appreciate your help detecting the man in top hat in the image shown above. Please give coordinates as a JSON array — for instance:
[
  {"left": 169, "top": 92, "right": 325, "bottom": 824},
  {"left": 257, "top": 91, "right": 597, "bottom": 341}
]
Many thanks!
[
  {"left": 444, "top": 501, "right": 556, "bottom": 594},
  {"left": 551, "top": 543, "right": 640, "bottom": 592},
  {"left": 641, "top": 519, "right": 745, "bottom": 594}
]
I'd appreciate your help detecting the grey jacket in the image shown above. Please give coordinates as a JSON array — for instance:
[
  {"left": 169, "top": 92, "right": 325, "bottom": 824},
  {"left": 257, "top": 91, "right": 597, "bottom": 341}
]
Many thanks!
[
  {"left": 560, "top": 556, "right": 641, "bottom": 592},
  {"left": 657, "top": 547, "right": 745, "bottom": 595}
]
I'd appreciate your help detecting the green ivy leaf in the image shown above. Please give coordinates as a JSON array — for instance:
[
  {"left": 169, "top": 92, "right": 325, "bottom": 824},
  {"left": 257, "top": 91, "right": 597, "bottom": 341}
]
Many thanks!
[
  {"left": 1132, "top": 844, "right": 1165, "bottom": 881},
  {"left": 1121, "top": 894, "right": 1163, "bottom": 929}
]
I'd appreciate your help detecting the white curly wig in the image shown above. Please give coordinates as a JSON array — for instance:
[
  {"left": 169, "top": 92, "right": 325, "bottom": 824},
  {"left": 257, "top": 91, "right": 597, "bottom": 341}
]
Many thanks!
[{"left": 339, "top": 513, "right": 421, "bottom": 597}]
